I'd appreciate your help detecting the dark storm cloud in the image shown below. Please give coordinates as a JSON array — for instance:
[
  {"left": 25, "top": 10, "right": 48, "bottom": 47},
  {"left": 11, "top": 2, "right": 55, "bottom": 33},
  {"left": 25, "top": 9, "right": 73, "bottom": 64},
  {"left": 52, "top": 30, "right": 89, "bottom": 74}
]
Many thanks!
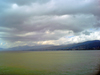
[{"left": 0, "top": 0, "right": 100, "bottom": 47}]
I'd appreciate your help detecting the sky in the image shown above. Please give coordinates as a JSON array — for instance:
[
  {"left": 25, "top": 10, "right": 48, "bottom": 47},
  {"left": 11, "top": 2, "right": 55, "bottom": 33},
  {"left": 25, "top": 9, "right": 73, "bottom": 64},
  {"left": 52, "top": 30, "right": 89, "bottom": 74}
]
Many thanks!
[{"left": 0, "top": 0, "right": 100, "bottom": 48}]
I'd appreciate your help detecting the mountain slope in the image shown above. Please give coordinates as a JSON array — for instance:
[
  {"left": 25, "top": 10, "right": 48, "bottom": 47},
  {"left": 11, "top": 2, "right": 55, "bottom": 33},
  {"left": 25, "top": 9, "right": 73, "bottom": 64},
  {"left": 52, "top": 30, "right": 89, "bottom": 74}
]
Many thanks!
[
  {"left": 5, "top": 40, "right": 100, "bottom": 51},
  {"left": 68, "top": 40, "right": 100, "bottom": 50},
  {"left": 36, "top": 40, "right": 100, "bottom": 50}
]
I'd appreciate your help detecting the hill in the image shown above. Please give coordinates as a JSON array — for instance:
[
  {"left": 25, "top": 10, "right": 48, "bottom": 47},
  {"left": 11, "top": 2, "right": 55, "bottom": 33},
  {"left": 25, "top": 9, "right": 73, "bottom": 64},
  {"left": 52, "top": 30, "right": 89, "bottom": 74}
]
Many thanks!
[
  {"left": 30, "top": 40, "right": 100, "bottom": 51},
  {"left": 64, "top": 40, "right": 100, "bottom": 50},
  {"left": 5, "top": 40, "right": 100, "bottom": 51}
]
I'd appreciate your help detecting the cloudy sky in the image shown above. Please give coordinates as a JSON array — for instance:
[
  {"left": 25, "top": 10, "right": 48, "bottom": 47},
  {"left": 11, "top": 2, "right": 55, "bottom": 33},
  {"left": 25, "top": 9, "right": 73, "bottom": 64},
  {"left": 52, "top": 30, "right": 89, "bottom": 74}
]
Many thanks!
[{"left": 0, "top": 0, "right": 100, "bottom": 48}]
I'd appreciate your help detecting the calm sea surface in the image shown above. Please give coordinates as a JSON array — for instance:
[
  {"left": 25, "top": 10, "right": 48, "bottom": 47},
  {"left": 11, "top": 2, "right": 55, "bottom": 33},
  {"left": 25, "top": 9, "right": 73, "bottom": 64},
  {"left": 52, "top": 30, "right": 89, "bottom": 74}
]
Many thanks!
[{"left": 0, "top": 50, "right": 100, "bottom": 75}]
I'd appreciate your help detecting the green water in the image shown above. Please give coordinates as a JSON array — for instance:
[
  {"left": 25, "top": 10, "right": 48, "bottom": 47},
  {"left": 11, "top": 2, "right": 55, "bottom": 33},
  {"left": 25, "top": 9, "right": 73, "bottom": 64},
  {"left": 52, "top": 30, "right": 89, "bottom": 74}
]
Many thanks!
[{"left": 0, "top": 50, "right": 100, "bottom": 75}]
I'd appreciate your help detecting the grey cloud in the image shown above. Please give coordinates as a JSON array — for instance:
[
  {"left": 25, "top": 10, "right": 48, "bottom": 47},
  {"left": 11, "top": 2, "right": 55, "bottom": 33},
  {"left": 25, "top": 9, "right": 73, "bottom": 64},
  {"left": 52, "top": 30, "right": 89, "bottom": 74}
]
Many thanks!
[
  {"left": 2, "top": 0, "right": 50, "bottom": 5},
  {"left": 94, "top": 20, "right": 100, "bottom": 27},
  {"left": 0, "top": 0, "right": 100, "bottom": 48},
  {"left": 82, "top": 31, "right": 91, "bottom": 35},
  {"left": 46, "top": 0, "right": 100, "bottom": 16},
  {"left": 0, "top": 0, "right": 100, "bottom": 16},
  {"left": 1, "top": 30, "right": 72, "bottom": 42},
  {"left": 0, "top": 14, "right": 98, "bottom": 42}
]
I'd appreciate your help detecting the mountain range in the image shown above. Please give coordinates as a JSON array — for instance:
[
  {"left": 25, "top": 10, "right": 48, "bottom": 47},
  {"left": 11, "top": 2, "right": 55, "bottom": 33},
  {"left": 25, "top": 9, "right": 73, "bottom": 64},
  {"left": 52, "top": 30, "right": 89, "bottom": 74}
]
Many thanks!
[
  {"left": 1, "top": 40, "right": 100, "bottom": 51},
  {"left": 30, "top": 40, "right": 100, "bottom": 51}
]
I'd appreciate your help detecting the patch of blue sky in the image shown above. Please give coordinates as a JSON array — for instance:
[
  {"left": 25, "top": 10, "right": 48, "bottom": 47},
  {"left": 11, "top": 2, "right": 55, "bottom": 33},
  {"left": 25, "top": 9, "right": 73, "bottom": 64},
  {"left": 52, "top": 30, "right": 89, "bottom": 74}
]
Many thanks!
[
  {"left": 88, "top": 28, "right": 100, "bottom": 33},
  {"left": 65, "top": 36, "right": 75, "bottom": 38},
  {"left": 0, "top": 40, "right": 7, "bottom": 48},
  {"left": 88, "top": 28, "right": 99, "bottom": 31}
]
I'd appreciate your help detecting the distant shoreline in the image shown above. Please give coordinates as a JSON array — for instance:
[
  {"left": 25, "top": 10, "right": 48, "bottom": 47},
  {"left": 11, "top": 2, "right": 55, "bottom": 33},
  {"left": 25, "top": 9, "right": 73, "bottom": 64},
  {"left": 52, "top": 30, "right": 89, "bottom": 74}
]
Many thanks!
[{"left": 1, "top": 49, "right": 100, "bottom": 52}]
